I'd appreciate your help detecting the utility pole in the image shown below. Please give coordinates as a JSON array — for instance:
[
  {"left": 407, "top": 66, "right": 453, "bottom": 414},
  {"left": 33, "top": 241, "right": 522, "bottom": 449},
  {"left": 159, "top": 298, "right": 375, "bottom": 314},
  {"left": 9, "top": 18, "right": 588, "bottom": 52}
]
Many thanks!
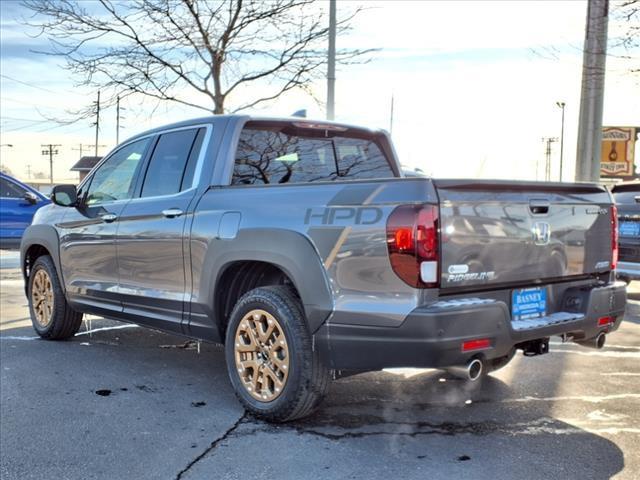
[
  {"left": 72, "top": 143, "right": 106, "bottom": 159},
  {"left": 93, "top": 90, "right": 101, "bottom": 157},
  {"left": 575, "top": 0, "right": 609, "bottom": 182},
  {"left": 72, "top": 143, "right": 85, "bottom": 160},
  {"left": 542, "top": 137, "right": 558, "bottom": 181},
  {"left": 326, "top": 0, "right": 336, "bottom": 121},
  {"left": 556, "top": 101, "right": 566, "bottom": 181},
  {"left": 116, "top": 95, "right": 126, "bottom": 144},
  {"left": 41, "top": 144, "right": 61, "bottom": 184}
]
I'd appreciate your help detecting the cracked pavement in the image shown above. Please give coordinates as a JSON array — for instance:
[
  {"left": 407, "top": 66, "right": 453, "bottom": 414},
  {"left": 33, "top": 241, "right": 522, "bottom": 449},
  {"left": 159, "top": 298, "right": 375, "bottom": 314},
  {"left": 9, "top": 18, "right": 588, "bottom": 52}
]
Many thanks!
[{"left": 1, "top": 250, "right": 639, "bottom": 479}]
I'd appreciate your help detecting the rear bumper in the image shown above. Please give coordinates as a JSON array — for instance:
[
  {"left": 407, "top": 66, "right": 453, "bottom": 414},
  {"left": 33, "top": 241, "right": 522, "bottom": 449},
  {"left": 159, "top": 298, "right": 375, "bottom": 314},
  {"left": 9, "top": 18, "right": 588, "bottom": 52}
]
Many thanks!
[
  {"left": 617, "top": 262, "right": 640, "bottom": 281},
  {"left": 315, "top": 282, "right": 627, "bottom": 371}
]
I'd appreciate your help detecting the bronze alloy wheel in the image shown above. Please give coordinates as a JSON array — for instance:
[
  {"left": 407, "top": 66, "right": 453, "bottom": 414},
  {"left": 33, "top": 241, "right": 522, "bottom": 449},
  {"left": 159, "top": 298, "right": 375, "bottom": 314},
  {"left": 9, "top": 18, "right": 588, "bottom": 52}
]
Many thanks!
[
  {"left": 234, "top": 309, "right": 290, "bottom": 402},
  {"left": 31, "top": 269, "right": 54, "bottom": 328}
]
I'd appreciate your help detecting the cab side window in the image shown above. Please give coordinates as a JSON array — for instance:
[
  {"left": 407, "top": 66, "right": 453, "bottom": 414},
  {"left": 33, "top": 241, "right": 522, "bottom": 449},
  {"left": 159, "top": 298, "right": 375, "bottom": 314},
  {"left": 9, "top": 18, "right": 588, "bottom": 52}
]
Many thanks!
[
  {"left": 85, "top": 138, "right": 150, "bottom": 206},
  {"left": 140, "top": 128, "right": 204, "bottom": 198}
]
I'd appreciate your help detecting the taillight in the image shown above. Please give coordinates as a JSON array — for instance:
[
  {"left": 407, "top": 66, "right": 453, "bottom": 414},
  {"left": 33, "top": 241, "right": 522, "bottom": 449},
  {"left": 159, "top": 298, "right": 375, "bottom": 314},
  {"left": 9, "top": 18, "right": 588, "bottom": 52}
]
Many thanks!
[
  {"left": 386, "top": 204, "right": 439, "bottom": 287},
  {"left": 462, "top": 338, "right": 491, "bottom": 352},
  {"left": 598, "top": 316, "right": 613, "bottom": 326},
  {"left": 611, "top": 205, "right": 618, "bottom": 270}
]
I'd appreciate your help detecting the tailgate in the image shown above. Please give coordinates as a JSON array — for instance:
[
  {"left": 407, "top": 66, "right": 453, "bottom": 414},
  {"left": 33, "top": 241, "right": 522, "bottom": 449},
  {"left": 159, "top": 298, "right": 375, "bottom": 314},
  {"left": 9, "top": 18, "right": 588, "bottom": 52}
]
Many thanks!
[{"left": 434, "top": 180, "right": 614, "bottom": 290}]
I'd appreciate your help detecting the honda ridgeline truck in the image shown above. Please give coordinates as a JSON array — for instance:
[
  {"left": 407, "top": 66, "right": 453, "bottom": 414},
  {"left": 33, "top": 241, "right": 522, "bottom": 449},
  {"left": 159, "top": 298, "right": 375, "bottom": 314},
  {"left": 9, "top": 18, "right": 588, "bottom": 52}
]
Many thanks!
[{"left": 21, "top": 116, "right": 627, "bottom": 421}]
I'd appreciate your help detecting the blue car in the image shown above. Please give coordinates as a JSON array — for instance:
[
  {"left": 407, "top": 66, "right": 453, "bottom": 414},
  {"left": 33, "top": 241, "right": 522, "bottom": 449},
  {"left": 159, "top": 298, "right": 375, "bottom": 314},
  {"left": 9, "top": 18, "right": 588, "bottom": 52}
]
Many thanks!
[{"left": 0, "top": 172, "right": 50, "bottom": 249}]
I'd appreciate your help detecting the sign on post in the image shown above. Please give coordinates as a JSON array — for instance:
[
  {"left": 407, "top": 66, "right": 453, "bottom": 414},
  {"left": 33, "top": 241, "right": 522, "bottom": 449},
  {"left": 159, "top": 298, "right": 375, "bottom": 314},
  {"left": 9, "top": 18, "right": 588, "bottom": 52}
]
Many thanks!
[{"left": 600, "top": 126, "right": 637, "bottom": 179}]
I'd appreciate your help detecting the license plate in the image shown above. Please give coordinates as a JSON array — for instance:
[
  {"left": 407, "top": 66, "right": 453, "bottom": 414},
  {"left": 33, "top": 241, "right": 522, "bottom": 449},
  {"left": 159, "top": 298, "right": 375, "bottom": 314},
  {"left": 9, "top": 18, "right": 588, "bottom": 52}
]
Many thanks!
[
  {"left": 512, "top": 287, "right": 547, "bottom": 321},
  {"left": 619, "top": 221, "right": 640, "bottom": 238}
]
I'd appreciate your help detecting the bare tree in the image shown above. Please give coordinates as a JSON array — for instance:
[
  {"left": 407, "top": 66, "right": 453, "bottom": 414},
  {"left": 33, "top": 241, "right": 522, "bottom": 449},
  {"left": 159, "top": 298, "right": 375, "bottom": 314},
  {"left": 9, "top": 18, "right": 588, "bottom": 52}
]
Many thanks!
[
  {"left": 613, "top": 0, "right": 639, "bottom": 73},
  {"left": 23, "top": 0, "right": 371, "bottom": 117},
  {"left": 529, "top": 0, "right": 638, "bottom": 74}
]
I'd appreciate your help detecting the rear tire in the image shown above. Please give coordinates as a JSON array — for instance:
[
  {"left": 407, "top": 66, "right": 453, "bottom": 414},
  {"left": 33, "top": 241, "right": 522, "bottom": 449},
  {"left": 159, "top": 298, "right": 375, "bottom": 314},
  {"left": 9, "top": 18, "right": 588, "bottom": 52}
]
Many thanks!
[
  {"left": 224, "top": 286, "right": 331, "bottom": 422},
  {"left": 28, "top": 255, "right": 82, "bottom": 340}
]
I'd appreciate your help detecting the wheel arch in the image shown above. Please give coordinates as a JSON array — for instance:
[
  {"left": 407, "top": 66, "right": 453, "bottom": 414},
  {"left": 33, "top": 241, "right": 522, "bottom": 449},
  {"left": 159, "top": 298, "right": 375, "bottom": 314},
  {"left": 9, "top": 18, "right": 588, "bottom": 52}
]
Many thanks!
[
  {"left": 20, "top": 225, "right": 64, "bottom": 295},
  {"left": 199, "top": 228, "right": 334, "bottom": 336}
]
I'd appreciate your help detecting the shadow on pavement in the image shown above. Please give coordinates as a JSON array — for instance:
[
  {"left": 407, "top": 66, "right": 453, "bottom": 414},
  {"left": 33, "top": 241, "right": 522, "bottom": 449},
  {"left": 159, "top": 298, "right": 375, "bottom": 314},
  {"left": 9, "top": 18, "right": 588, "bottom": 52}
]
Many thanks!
[{"left": 1, "top": 307, "right": 631, "bottom": 479}]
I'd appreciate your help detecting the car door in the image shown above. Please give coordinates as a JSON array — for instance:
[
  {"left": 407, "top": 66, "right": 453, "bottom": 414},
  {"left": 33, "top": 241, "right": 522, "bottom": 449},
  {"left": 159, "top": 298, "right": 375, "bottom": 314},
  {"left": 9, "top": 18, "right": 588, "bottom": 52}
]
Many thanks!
[
  {"left": 116, "top": 126, "right": 207, "bottom": 333},
  {"left": 0, "top": 177, "right": 43, "bottom": 246},
  {"left": 58, "top": 138, "right": 151, "bottom": 316}
]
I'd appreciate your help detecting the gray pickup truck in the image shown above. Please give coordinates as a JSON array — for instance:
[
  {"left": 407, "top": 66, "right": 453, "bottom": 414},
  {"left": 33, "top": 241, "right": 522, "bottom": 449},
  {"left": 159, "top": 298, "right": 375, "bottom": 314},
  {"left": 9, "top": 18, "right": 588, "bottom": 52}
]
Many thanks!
[{"left": 21, "top": 116, "right": 626, "bottom": 422}]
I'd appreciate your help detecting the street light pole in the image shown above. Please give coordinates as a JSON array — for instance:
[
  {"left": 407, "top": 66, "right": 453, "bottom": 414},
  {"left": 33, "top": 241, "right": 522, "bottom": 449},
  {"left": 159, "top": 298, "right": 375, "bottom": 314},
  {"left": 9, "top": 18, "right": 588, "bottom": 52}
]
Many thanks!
[
  {"left": 556, "top": 101, "right": 566, "bottom": 181},
  {"left": 326, "top": 0, "right": 336, "bottom": 121}
]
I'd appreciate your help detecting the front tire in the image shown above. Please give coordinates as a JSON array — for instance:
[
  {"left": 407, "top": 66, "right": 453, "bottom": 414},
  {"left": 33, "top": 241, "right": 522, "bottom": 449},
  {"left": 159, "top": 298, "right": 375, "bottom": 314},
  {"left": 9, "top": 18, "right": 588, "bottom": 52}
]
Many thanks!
[
  {"left": 224, "top": 286, "right": 331, "bottom": 422},
  {"left": 28, "top": 255, "right": 82, "bottom": 340}
]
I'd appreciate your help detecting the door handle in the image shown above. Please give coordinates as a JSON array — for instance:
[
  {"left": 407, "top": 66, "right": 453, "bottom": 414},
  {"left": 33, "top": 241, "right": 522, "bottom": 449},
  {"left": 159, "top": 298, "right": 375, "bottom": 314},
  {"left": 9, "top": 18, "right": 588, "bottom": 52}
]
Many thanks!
[
  {"left": 162, "top": 208, "right": 184, "bottom": 218},
  {"left": 529, "top": 199, "right": 550, "bottom": 215},
  {"left": 100, "top": 213, "right": 117, "bottom": 223}
]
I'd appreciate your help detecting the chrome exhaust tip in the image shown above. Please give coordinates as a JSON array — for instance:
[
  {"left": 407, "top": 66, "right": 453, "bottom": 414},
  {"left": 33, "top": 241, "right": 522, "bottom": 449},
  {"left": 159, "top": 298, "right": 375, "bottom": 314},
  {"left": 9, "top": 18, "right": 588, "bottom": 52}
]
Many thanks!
[
  {"left": 447, "top": 358, "right": 484, "bottom": 381},
  {"left": 467, "top": 358, "right": 483, "bottom": 381},
  {"left": 576, "top": 332, "right": 606, "bottom": 350}
]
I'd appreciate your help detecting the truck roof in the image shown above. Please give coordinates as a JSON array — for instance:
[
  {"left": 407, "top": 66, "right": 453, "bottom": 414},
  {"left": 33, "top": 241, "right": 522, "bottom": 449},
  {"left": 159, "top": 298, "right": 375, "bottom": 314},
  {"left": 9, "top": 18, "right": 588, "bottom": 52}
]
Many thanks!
[{"left": 121, "top": 114, "right": 385, "bottom": 147}]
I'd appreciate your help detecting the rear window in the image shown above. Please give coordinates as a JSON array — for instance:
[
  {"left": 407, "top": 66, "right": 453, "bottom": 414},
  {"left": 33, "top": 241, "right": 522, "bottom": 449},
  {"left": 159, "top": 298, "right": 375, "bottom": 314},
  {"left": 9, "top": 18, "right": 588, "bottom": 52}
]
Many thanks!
[
  {"left": 612, "top": 184, "right": 640, "bottom": 205},
  {"left": 232, "top": 124, "right": 395, "bottom": 185}
]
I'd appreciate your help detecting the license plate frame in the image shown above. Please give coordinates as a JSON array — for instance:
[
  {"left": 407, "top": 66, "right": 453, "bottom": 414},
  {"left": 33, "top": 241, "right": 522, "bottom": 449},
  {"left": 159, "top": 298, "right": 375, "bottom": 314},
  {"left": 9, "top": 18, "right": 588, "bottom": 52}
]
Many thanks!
[{"left": 512, "top": 287, "right": 547, "bottom": 321}]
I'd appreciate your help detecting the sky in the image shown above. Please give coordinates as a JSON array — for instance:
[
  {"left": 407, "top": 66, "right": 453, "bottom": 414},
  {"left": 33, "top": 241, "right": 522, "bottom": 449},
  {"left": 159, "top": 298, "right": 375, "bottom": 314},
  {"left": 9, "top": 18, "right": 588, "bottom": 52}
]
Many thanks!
[{"left": 0, "top": 0, "right": 639, "bottom": 183}]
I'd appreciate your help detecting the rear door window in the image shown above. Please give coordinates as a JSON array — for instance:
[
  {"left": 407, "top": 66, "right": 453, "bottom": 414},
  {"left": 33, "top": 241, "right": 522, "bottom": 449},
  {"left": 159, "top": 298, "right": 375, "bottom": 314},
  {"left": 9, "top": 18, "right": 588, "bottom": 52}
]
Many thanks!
[
  {"left": 232, "top": 124, "right": 395, "bottom": 185},
  {"left": 140, "top": 128, "right": 203, "bottom": 198}
]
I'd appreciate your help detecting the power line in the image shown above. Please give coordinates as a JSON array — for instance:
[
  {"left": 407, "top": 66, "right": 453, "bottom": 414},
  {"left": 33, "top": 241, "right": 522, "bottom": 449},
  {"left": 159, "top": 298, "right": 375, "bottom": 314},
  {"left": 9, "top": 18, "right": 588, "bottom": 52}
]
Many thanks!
[
  {"left": 1, "top": 74, "right": 59, "bottom": 94},
  {"left": 0, "top": 116, "right": 50, "bottom": 123},
  {"left": 2, "top": 121, "right": 89, "bottom": 134},
  {"left": 0, "top": 74, "right": 83, "bottom": 96},
  {"left": 0, "top": 96, "right": 69, "bottom": 109}
]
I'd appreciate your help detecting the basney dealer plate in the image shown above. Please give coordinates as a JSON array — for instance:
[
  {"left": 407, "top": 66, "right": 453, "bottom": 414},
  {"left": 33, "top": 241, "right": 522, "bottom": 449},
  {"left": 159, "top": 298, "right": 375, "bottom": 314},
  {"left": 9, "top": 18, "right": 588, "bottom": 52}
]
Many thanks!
[
  {"left": 512, "top": 287, "right": 547, "bottom": 321},
  {"left": 619, "top": 221, "right": 640, "bottom": 238}
]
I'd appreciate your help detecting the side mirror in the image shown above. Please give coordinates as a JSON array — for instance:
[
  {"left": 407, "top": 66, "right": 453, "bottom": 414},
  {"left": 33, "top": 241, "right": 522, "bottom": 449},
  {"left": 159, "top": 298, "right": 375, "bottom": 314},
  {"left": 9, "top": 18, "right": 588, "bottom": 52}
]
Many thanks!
[
  {"left": 23, "top": 191, "right": 39, "bottom": 205},
  {"left": 51, "top": 184, "right": 78, "bottom": 207}
]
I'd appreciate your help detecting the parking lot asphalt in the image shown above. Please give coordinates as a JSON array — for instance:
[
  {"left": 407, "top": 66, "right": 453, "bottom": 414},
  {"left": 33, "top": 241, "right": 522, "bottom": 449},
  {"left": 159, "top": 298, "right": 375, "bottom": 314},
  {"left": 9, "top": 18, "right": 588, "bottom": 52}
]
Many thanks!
[{"left": 1, "top": 249, "right": 639, "bottom": 480}]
